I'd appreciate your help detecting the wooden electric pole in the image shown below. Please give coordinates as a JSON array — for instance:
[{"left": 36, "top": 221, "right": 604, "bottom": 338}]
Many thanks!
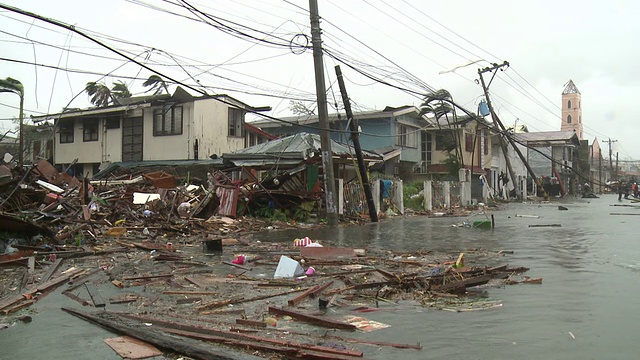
[
  {"left": 334, "top": 65, "right": 378, "bottom": 222},
  {"left": 309, "top": 0, "right": 338, "bottom": 225},
  {"left": 602, "top": 138, "right": 617, "bottom": 182},
  {"left": 478, "top": 61, "right": 549, "bottom": 200}
]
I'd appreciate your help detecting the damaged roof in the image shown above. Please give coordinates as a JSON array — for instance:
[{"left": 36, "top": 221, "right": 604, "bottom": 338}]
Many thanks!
[
  {"left": 514, "top": 131, "right": 581, "bottom": 146},
  {"left": 223, "top": 132, "right": 382, "bottom": 164}
]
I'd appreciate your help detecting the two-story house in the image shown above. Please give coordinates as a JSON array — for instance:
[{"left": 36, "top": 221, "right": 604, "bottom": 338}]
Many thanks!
[
  {"left": 248, "top": 105, "right": 432, "bottom": 178},
  {"left": 32, "top": 87, "right": 270, "bottom": 177}
]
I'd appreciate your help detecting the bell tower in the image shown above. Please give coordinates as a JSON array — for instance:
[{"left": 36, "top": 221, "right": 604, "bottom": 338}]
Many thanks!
[{"left": 561, "top": 80, "right": 583, "bottom": 139}]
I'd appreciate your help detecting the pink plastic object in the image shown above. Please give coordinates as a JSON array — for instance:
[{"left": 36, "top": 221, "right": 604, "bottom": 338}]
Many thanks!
[{"left": 305, "top": 267, "right": 315, "bottom": 276}]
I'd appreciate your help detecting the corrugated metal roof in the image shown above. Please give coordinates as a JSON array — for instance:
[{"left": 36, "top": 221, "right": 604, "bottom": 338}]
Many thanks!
[
  {"left": 224, "top": 132, "right": 382, "bottom": 160},
  {"left": 515, "top": 131, "right": 580, "bottom": 143}
]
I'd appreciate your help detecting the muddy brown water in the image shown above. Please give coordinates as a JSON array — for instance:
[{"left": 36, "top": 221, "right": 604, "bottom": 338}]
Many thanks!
[{"left": 1, "top": 194, "right": 638, "bottom": 359}]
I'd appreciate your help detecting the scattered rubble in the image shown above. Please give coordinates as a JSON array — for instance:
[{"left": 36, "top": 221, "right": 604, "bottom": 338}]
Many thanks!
[{"left": 0, "top": 160, "right": 539, "bottom": 359}]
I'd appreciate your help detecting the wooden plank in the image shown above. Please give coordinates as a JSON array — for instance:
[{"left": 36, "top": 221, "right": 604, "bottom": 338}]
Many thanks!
[
  {"left": 309, "top": 281, "right": 334, "bottom": 299},
  {"left": 431, "top": 274, "right": 492, "bottom": 294},
  {"left": 163, "top": 291, "right": 218, "bottom": 296},
  {"left": 84, "top": 283, "right": 106, "bottom": 307},
  {"left": 39, "top": 258, "right": 63, "bottom": 284},
  {"left": 104, "top": 336, "right": 163, "bottom": 359},
  {"left": 111, "top": 311, "right": 362, "bottom": 358},
  {"left": 1, "top": 299, "right": 35, "bottom": 315},
  {"left": 288, "top": 285, "right": 320, "bottom": 306},
  {"left": 235, "top": 319, "right": 266, "bottom": 328},
  {"left": 62, "top": 308, "right": 259, "bottom": 360},
  {"left": 268, "top": 306, "right": 356, "bottom": 330},
  {"left": 197, "top": 288, "right": 308, "bottom": 311},
  {"left": 124, "top": 273, "right": 173, "bottom": 281},
  {"left": 528, "top": 224, "right": 562, "bottom": 227}
]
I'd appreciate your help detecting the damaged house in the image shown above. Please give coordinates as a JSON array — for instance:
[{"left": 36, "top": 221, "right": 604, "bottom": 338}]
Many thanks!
[
  {"left": 218, "top": 132, "right": 383, "bottom": 218},
  {"left": 31, "top": 87, "right": 271, "bottom": 178},
  {"left": 248, "top": 106, "right": 431, "bottom": 180}
]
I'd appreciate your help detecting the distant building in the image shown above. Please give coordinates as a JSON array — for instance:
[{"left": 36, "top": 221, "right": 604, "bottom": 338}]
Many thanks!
[{"left": 561, "top": 80, "right": 583, "bottom": 139}]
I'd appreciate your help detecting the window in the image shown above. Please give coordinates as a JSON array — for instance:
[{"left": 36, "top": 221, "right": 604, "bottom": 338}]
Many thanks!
[
  {"left": 567, "top": 115, "right": 572, "bottom": 124},
  {"left": 435, "top": 133, "right": 445, "bottom": 150},
  {"left": 395, "top": 124, "right": 417, "bottom": 148},
  {"left": 105, "top": 117, "right": 120, "bottom": 129},
  {"left": 83, "top": 119, "right": 99, "bottom": 142},
  {"left": 579, "top": 115, "right": 582, "bottom": 123},
  {"left": 59, "top": 119, "right": 74, "bottom": 143},
  {"left": 567, "top": 100, "right": 572, "bottom": 109},
  {"left": 228, "top": 108, "right": 245, "bottom": 137},
  {"left": 465, "top": 133, "right": 473, "bottom": 152},
  {"left": 153, "top": 105, "right": 183, "bottom": 136}
]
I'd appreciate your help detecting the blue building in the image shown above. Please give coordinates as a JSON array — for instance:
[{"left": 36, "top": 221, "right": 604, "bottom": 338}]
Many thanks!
[{"left": 248, "top": 105, "right": 432, "bottom": 178}]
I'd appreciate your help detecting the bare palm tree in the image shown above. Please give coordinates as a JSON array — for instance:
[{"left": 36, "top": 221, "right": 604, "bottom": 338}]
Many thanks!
[{"left": 142, "top": 75, "right": 169, "bottom": 95}]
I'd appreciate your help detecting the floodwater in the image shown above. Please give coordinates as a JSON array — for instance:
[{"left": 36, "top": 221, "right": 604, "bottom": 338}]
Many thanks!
[{"left": 2, "top": 194, "right": 639, "bottom": 359}]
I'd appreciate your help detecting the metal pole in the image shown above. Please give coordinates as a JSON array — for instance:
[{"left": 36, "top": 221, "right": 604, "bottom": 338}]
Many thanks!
[
  {"left": 309, "top": 0, "right": 338, "bottom": 225},
  {"left": 334, "top": 65, "right": 378, "bottom": 222}
]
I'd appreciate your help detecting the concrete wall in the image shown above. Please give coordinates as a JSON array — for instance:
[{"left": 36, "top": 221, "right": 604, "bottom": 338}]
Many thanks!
[
  {"left": 193, "top": 98, "right": 245, "bottom": 158},
  {"left": 55, "top": 98, "right": 250, "bottom": 168}
]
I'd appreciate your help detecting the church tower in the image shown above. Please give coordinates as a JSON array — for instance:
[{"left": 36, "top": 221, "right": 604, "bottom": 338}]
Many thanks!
[{"left": 561, "top": 80, "right": 583, "bottom": 139}]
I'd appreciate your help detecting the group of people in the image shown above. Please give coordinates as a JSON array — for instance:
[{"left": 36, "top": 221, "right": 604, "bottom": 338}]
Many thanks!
[{"left": 618, "top": 180, "right": 640, "bottom": 200}]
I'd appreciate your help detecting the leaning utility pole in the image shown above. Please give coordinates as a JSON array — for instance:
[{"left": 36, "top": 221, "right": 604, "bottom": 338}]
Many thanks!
[
  {"left": 602, "top": 138, "right": 617, "bottom": 182},
  {"left": 478, "top": 61, "right": 549, "bottom": 200},
  {"left": 334, "top": 65, "right": 378, "bottom": 222},
  {"left": 309, "top": 0, "right": 338, "bottom": 225}
]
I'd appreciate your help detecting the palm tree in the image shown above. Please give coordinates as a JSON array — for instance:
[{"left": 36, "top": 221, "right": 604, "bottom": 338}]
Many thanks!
[
  {"left": 0, "top": 77, "right": 24, "bottom": 167},
  {"left": 85, "top": 81, "right": 112, "bottom": 107},
  {"left": 85, "top": 81, "right": 132, "bottom": 107},
  {"left": 111, "top": 81, "right": 132, "bottom": 99},
  {"left": 420, "top": 89, "right": 465, "bottom": 170},
  {"left": 142, "top": 75, "right": 169, "bottom": 95}
]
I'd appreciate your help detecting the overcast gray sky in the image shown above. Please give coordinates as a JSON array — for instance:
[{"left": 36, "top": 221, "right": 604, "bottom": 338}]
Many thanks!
[{"left": 1, "top": 0, "right": 638, "bottom": 159}]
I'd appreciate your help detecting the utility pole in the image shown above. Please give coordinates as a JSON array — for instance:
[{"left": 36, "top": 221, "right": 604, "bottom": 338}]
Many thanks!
[
  {"left": 334, "top": 65, "right": 378, "bottom": 222},
  {"left": 616, "top": 152, "right": 619, "bottom": 180},
  {"left": 478, "top": 61, "right": 549, "bottom": 200},
  {"left": 602, "top": 138, "right": 617, "bottom": 182},
  {"left": 309, "top": 0, "right": 338, "bottom": 225},
  {"left": 598, "top": 154, "right": 602, "bottom": 194}
]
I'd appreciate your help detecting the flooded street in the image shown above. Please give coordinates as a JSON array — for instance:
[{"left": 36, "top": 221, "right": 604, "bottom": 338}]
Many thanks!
[
  {"left": 2, "top": 194, "right": 639, "bottom": 359},
  {"left": 251, "top": 194, "right": 639, "bottom": 359}
]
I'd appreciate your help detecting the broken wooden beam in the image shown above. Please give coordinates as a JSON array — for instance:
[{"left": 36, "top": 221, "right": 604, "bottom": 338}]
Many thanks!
[
  {"left": 431, "top": 274, "right": 492, "bottom": 294},
  {"left": 123, "top": 273, "right": 173, "bottom": 281},
  {"left": 110, "top": 311, "right": 362, "bottom": 358},
  {"left": 61, "top": 308, "right": 260, "bottom": 360},
  {"left": 235, "top": 319, "right": 266, "bottom": 328},
  {"left": 288, "top": 285, "right": 321, "bottom": 306},
  {"left": 309, "top": 281, "right": 334, "bottom": 299},
  {"left": 39, "top": 258, "right": 63, "bottom": 284},
  {"left": 162, "top": 290, "right": 218, "bottom": 296},
  {"left": 268, "top": 306, "right": 356, "bottom": 330}
]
